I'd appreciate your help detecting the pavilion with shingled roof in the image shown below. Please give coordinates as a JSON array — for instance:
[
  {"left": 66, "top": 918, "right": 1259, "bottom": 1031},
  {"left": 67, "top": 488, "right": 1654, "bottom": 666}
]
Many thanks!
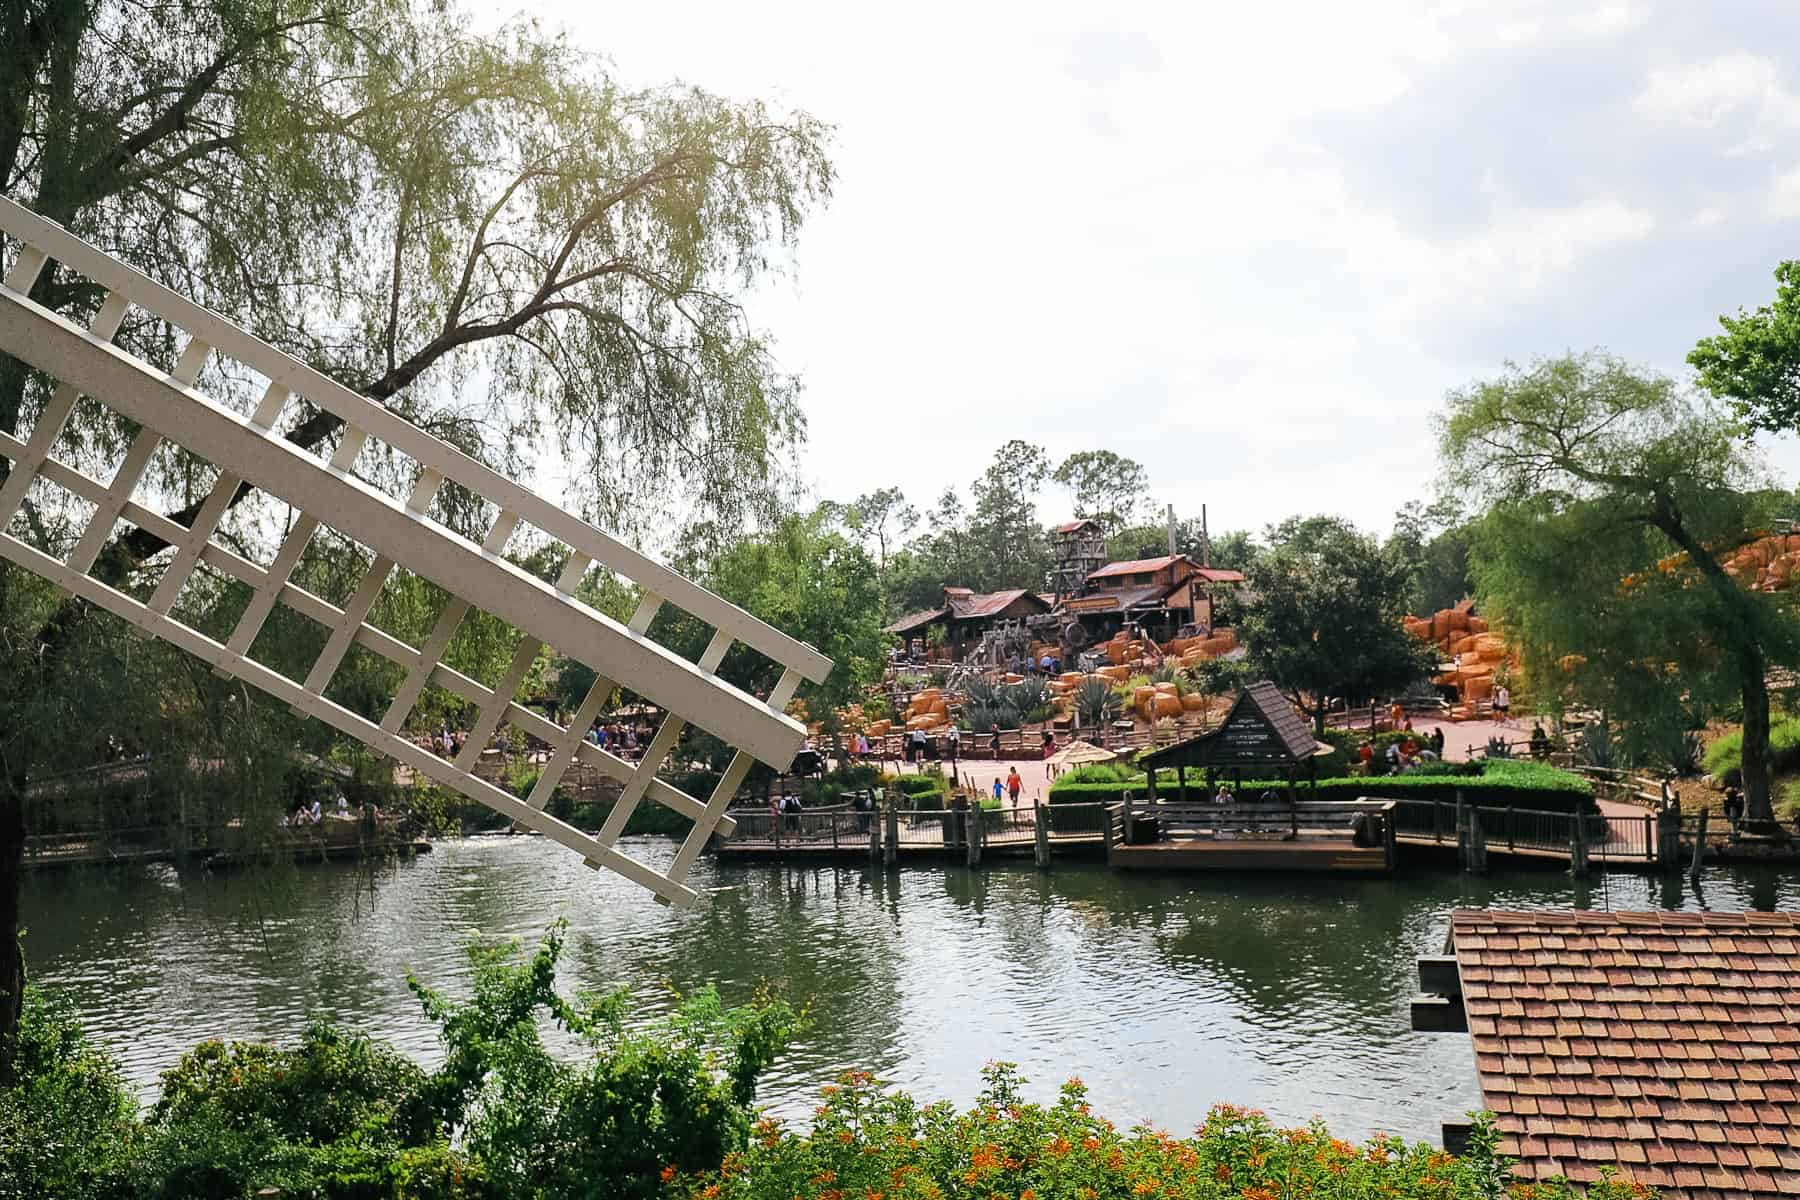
[{"left": 1413, "top": 908, "right": 1800, "bottom": 1200}]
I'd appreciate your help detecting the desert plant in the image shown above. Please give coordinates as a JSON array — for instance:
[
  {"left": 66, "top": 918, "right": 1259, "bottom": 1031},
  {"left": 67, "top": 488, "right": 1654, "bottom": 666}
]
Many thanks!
[
  {"left": 1485, "top": 736, "right": 1513, "bottom": 760},
  {"left": 1581, "top": 718, "right": 1616, "bottom": 770},
  {"left": 1073, "top": 677, "right": 1120, "bottom": 727}
]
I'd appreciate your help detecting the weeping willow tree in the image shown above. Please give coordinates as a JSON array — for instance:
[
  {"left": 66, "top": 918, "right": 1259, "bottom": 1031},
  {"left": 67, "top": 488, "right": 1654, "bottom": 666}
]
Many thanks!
[
  {"left": 1438, "top": 352, "right": 1800, "bottom": 828},
  {"left": 0, "top": 0, "right": 833, "bottom": 1078}
]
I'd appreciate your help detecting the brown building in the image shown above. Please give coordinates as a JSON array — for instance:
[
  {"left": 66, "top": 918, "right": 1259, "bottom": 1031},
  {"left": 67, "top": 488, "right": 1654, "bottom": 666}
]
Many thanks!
[
  {"left": 1062, "top": 554, "right": 1245, "bottom": 641},
  {"left": 883, "top": 586, "right": 1052, "bottom": 660}
]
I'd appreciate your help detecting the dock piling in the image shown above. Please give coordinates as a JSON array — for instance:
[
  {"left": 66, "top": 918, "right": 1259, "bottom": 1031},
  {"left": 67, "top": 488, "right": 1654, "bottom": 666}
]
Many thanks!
[{"left": 1033, "top": 802, "right": 1050, "bottom": 868}]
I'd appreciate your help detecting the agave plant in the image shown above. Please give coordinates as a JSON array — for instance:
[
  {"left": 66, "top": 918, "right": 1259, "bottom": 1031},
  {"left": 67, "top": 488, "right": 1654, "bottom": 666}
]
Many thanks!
[
  {"left": 1149, "top": 663, "right": 1185, "bottom": 692},
  {"left": 999, "top": 678, "right": 1052, "bottom": 723},
  {"left": 963, "top": 676, "right": 999, "bottom": 710},
  {"left": 1581, "top": 718, "right": 1615, "bottom": 769},
  {"left": 1074, "top": 677, "right": 1121, "bottom": 727},
  {"left": 964, "top": 702, "right": 1008, "bottom": 733}
]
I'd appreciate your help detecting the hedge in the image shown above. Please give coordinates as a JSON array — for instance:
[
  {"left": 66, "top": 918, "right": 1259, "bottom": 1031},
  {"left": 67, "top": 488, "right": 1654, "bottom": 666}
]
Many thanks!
[
  {"left": 1049, "top": 759, "right": 1595, "bottom": 813},
  {"left": 1703, "top": 717, "right": 1800, "bottom": 786}
]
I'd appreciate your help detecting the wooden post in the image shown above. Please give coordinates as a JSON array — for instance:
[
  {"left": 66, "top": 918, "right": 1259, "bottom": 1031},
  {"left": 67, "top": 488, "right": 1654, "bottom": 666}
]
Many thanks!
[
  {"left": 1466, "top": 805, "right": 1488, "bottom": 874},
  {"left": 1689, "top": 806, "right": 1708, "bottom": 881},
  {"left": 869, "top": 797, "right": 881, "bottom": 860},
  {"left": 1507, "top": 805, "right": 1516, "bottom": 852},
  {"left": 1034, "top": 802, "right": 1050, "bottom": 868},
  {"left": 883, "top": 802, "right": 898, "bottom": 866},
  {"left": 1657, "top": 801, "right": 1681, "bottom": 868},
  {"left": 1123, "top": 789, "right": 1136, "bottom": 845},
  {"left": 1569, "top": 815, "right": 1589, "bottom": 877},
  {"left": 1102, "top": 802, "right": 1117, "bottom": 862},
  {"left": 967, "top": 800, "right": 983, "bottom": 868}
]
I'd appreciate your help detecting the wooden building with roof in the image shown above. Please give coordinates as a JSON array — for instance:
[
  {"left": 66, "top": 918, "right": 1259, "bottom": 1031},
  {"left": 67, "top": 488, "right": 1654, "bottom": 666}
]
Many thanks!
[
  {"left": 1063, "top": 553, "right": 1246, "bottom": 642},
  {"left": 1136, "top": 680, "right": 1327, "bottom": 803},
  {"left": 1414, "top": 908, "right": 1800, "bottom": 1199},
  {"left": 883, "top": 586, "right": 1051, "bottom": 659}
]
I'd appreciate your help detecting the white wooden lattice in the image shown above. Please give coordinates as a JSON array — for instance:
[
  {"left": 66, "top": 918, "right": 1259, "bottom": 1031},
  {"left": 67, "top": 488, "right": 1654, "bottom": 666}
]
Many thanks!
[{"left": 0, "top": 198, "right": 830, "bottom": 907}]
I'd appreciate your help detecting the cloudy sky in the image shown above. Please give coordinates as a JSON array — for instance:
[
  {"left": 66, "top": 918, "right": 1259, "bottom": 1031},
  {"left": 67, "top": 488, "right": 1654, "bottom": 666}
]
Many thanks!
[{"left": 519, "top": 0, "right": 1800, "bottom": 538}]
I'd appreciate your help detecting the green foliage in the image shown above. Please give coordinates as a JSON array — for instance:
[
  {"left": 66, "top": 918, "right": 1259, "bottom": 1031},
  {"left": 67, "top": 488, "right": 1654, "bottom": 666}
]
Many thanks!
[
  {"left": 894, "top": 774, "right": 950, "bottom": 809},
  {"left": 1389, "top": 498, "right": 1477, "bottom": 615},
  {"left": 1703, "top": 718, "right": 1800, "bottom": 786},
  {"left": 667, "top": 1064, "right": 1647, "bottom": 1200},
  {"left": 1240, "top": 516, "right": 1432, "bottom": 732},
  {"left": 7, "top": 924, "right": 800, "bottom": 1199},
  {"left": 1053, "top": 449, "right": 1150, "bottom": 530},
  {"left": 1689, "top": 258, "right": 1800, "bottom": 434},
  {"left": 145, "top": 1020, "right": 459, "bottom": 1200},
  {"left": 1074, "top": 677, "right": 1121, "bottom": 726},
  {"left": 1580, "top": 720, "right": 1616, "bottom": 771},
  {"left": 1056, "top": 762, "right": 1136, "bottom": 785},
  {"left": 672, "top": 508, "right": 887, "bottom": 723},
  {"left": 1439, "top": 351, "right": 1798, "bottom": 824},
  {"left": 1049, "top": 758, "right": 1594, "bottom": 812},
  {"left": 409, "top": 923, "right": 801, "bottom": 1199},
  {"left": 0, "top": 988, "right": 140, "bottom": 1199}
]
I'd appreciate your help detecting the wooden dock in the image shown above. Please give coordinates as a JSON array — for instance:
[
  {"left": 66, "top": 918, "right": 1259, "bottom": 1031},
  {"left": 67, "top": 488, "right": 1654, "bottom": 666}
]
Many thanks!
[{"left": 1109, "top": 837, "right": 1389, "bottom": 874}]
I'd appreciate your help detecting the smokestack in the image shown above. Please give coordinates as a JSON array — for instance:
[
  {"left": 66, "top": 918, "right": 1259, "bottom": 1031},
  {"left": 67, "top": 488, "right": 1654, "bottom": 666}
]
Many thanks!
[
  {"left": 1201, "top": 504, "right": 1210, "bottom": 567},
  {"left": 1167, "top": 503, "right": 1177, "bottom": 558}
]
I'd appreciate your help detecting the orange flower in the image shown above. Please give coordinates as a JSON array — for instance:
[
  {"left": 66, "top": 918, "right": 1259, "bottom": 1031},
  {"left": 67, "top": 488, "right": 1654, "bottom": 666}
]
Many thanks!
[
  {"left": 811, "top": 1171, "right": 838, "bottom": 1185},
  {"left": 1132, "top": 1181, "right": 1159, "bottom": 1196},
  {"left": 1241, "top": 1188, "right": 1279, "bottom": 1200},
  {"left": 1048, "top": 1138, "right": 1072, "bottom": 1157},
  {"left": 659, "top": 1166, "right": 677, "bottom": 1183},
  {"left": 700, "top": 1188, "right": 720, "bottom": 1200},
  {"left": 1215, "top": 1164, "right": 1233, "bottom": 1183},
  {"left": 837, "top": 1130, "right": 855, "bottom": 1144},
  {"left": 1022, "top": 1191, "right": 1039, "bottom": 1200}
]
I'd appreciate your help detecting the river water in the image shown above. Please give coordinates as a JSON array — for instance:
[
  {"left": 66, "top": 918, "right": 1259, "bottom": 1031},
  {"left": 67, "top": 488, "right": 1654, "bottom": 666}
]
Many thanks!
[{"left": 21, "top": 838, "right": 1800, "bottom": 1144}]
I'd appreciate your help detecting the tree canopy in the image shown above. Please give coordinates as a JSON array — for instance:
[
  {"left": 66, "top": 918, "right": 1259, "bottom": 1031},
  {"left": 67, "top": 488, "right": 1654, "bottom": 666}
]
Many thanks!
[
  {"left": 1689, "top": 260, "right": 1800, "bottom": 434},
  {"left": 1238, "top": 516, "right": 1427, "bottom": 734},
  {"left": 0, "top": 0, "right": 835, "bottom": 1080},
  {"left": 1438, "top": 352, "right": 1797, "bottom": 825}
]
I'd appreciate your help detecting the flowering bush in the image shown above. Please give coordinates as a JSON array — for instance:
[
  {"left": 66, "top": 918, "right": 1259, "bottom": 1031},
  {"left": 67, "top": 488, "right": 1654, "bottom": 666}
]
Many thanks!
[{"left": 665, "top": 1063, "right": 1655, "bottom": 1200}]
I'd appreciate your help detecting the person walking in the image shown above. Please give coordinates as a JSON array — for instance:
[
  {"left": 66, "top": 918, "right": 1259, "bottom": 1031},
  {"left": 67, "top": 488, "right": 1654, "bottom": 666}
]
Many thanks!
[
  {"left": 1006, "top": 767, "right": 1023, "bottom": 804},
  {"left": 1493, "top": 684, "right": 1511, "bottom": 726},
  {"left": 1724, "top": 785, "right": 1745, "bottom": 834},
  {"left": 992, "top": 777, "right": 1004, "bottom": 803}
]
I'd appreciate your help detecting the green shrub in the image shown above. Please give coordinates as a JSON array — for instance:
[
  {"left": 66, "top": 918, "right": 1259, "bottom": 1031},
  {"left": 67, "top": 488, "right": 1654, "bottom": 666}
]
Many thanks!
[
  {"left": 666, "top": 1063, "right": 1653, "bottom": 1200},
  {"left": 1057, "top": 762, "right": 1137, "bottom": 785},
  {"left": 894, "top": 773, "right": 949, "bottom": 809},
  {"left": 1702, "top": 716, "right": 1800, "bottom": 786},
  {"left": 411, "top": 923, "right": 801, "bottom": 1200},
  {"left": 1048, "top": 759, "right": 1595, "bottom": 812},
  {"left": 0, "top": 988, "right": 140, "bottom": 1200}
]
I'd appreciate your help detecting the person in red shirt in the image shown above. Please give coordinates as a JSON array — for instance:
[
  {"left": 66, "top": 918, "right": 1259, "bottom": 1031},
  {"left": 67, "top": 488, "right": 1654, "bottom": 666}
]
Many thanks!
[{"left": 1006, "top": 767, "right": 1023, "bottom": 803}]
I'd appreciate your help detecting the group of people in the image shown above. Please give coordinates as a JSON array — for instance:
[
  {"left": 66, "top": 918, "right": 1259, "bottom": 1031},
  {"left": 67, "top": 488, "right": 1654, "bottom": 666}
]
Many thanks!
[
  {"left": 584, "top": 720, "right": 652, "bottom": 755},
  {"left": 988, "top": 767, "right": 1025, "bottom": 804},
  {"left": 279, "top": 793, "right": 350, "bottom": 827},
  {"left": 1359, "top": 727, "right": 1447, "bottom": 774}
]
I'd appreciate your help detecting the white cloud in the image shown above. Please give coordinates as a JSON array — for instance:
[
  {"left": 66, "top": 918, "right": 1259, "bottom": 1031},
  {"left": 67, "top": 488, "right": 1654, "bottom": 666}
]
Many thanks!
[
  {"left": 1636, "top": 52, "right": 1800, "bottom": 154},
  {"left": 484, "top": 0, "right": 1800, "bottom": 539}
]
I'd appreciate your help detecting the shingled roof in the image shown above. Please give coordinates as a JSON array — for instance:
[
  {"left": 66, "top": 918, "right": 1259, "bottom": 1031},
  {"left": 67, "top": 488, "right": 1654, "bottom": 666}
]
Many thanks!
[
  {"left": 1138, "top": 680, "right": 1322, "bottom": 768},
  {"left": 1448, "top": 909, "right": 1800, "bottom": 1200}
]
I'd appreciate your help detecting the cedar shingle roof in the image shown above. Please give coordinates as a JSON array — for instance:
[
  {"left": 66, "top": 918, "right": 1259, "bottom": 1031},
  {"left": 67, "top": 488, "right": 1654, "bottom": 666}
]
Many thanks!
[{"left": 1449, "top": 908, "right": 1800, "bottom": 1200}]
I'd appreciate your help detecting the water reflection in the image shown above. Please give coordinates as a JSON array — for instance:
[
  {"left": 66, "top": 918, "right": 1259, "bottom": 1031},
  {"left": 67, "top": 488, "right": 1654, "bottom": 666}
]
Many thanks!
[{"left": 21, "top": 838, "right": 1798, "bottom": 1144}]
